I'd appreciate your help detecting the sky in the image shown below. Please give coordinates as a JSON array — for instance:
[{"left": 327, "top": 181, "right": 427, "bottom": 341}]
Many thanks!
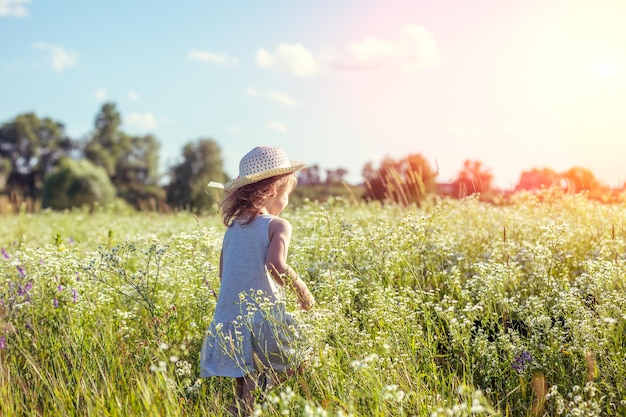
[{"left": 1, "top": 0, "right": 626, "bottom": 189}]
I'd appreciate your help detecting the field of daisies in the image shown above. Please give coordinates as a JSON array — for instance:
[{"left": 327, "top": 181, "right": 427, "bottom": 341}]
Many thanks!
[{"left": 1, "top": 192, "right": 625, "bottom": 416}]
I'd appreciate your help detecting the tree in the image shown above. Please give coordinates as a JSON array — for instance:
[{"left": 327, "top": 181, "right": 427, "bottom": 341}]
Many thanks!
[
  {"left": 325, "top": 167, "right": 349, "bottom": 185},
  {"left": 0, "top": 157, "right": 11, "bottom": 189},
  {"left": 84, "top": 103, "right": 163, "bottom": 208},
  {"left": 112, "top": 133, "right": 163, "bottom": 207},
  {"left": 0, "top": 113, "right": 75, "bottom": 198},
  {"left": 362, "top": 157, "right": 396, "bottom": 202},
  {"left": 166, "top": 138, "right": 227, "bottom": 211},
  {"left": 298, "top": 164, "right": 322, "bottom": 185},
  {"left": 515, "top": 167, "right": 563, "bottom": 191},
  {"left": 42, "top": 157, "right": 116, "bottom": 210},
  {"left": 398, "top": 153, "right": 438, "bottom": 192},
  {"left": 451, "top": 160, "right": 493, "bottom": 198},
  {"left": 84, "top": 102, "right": 122, "bottom": 177},
  {"left": 561, "top": 167, "right": 601, "bottom": 194},
  {"left": 362, "top": 153, "right": 437, "bottom": 205}
]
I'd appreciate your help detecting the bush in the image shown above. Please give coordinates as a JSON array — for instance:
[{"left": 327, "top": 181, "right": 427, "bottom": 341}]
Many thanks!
[{"left": 42, "top": 158, "right": 116, "bottom": 210}]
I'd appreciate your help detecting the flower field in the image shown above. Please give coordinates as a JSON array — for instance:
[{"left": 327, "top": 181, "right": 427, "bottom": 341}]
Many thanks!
[{"left": 1, "top": 193, "right": 625, "bottom": 416}]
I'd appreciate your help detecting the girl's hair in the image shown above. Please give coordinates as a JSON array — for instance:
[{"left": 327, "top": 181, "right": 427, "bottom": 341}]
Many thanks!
[{"left": 219, "top": 173, "right": 297, "bottom": 226}]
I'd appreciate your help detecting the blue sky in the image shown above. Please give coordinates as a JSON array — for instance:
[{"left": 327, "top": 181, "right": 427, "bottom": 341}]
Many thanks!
[{"left": 2, "top": 0, "right": 626, "bottom": 188}]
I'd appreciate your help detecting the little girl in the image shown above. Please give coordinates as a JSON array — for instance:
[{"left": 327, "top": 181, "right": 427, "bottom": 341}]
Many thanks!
[{"left": 201, "top": 146, "right": 315, "bottom": 414}]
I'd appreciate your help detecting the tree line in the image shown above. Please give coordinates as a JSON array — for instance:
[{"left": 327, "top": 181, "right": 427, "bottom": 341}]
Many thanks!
[
  {"left": 1, "top": 103, "right": 622, "bottom": 213},
  {"left": 301, "top": 153, "right": 622, "bottom": 205},
  {"left": 0, "top": 103, "right": 227, "bottom": 212}
]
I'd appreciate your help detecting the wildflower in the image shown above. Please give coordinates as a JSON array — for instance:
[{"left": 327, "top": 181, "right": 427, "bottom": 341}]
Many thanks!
[
  {"left": 176, "top": 360, "right": 192, "bottom": 376},
  {"left": 186, "top": 379, "right": 202, "bottom": 394},
  {"left": 72, "top": 289, "right": 78, "bottom": 302},
  {"left": 57, "top": 285, "right": 64, "bottom": 292},
  {"left": 150, "top": 361, "right": 168, "bottom": 373},
  {"left": 583, "top": 381, "right": 597, "bottom": 398},
  {"left": 17, "top": 266, "right": 25, "bottom": 277},
  {"left": 53, "top": 298, "right": 59, "bottom": 308},
  {"left": 0, "top": 336, "right": 6, "bottom": 349},
  {"left": 470, "top": 398, "right": 485, "bottom": 413},
  {"left": 382, "top": 384, "right": 405, "bottom": 402},
  {"left": 1, "top": 248, "right": 9, "bottom": 259},
  {"left": 512, "top": 351, "right": 533, "bottom": 373}
]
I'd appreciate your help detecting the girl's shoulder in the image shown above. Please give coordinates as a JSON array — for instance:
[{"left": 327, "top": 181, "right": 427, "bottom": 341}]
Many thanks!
[
  {"left": 268, "top": 215, "right": 291, "bottom": 227},
  {"left": 268, "top": 216, "right": 292, "bottom": 238}
]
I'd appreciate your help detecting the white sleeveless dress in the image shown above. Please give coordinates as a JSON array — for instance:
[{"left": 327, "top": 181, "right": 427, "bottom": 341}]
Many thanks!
[{"left": 200, "top": 214, "right": 298, "bottom": 378}]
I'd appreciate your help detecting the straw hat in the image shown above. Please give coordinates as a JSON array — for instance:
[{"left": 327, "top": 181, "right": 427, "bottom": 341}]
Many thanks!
[{"left": 208, "top": 146, "right": 305, "bottom": 192}]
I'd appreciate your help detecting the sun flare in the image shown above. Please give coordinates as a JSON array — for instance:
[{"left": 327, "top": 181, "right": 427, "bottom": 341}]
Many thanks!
[{"left": 593, "top": 63, "right": 619, "bottom": 78}]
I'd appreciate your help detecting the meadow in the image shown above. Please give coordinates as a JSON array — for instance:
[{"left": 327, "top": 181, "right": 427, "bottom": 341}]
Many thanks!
[{"left": 1, "top": 192, "right": 625, "bottom": 416}]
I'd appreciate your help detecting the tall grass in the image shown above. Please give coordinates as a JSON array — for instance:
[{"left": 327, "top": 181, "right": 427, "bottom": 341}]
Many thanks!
[{"left": 1, "top": 192, "right": 625, "bottom": 416}]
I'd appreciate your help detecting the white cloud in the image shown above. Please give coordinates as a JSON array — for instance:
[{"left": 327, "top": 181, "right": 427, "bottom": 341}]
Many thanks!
[
  {"left": 187, "top": 50, "right": 238, "bottom": 67},
  {"left": 125, "top": 112, "right": 158, "bottom": 131},
  {"left": 267, "top": 121, "right": 287, "bottom": 133},
  {"left": 94, "top": 88, "right": 108, "bottom": 100},
  {"left": 331, "top": 24, "right": 441, "bottom": 73},
  {"left": 128, "top": 90, "right": 139, "bottom": 100},
  {"left": 400, "top": 25, "right": 442, "bottom": 70},
  {"left": 256, "top": 25, "right": 440, "bottom": 77},
  {"left": 347, "top": 37, "right": 400, "bottom": 64},
  {"left": 33, "top": 42, "right": 79, "bottom": 72},
  {"left": 247, "top": 87, "right": 299, "bottom": 108},
  {"left": 256, "top": 44, "right": 319, "bottom": 77},
  {"left": 0, "top": 0, "right": 30, "bottom": 17},
  {"left": 266, "top": 90, "right": 299, "bottom": 107}
]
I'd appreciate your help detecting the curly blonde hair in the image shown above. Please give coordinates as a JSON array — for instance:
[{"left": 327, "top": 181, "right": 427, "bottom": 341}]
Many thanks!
[{"left": 219, "top": 173, "right": 297, "bottom": 226}]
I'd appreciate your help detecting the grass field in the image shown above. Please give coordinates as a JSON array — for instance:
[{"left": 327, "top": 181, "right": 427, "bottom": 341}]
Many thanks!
[{"left": 1, "top": 192, "right": 625, "bottom": 416}]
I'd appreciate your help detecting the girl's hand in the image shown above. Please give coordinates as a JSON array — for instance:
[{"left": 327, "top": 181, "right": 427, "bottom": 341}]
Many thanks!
[{"left": 293, "top": 278, "right": 314, "bottom": 311}]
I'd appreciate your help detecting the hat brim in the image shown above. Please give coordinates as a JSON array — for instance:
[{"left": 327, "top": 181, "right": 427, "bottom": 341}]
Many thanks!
[{"left": 223, "top": 161, "right": 305, "bottom": 192}]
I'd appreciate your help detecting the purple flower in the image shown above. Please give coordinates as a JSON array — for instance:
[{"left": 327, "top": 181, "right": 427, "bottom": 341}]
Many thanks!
[
  {"left": 18, "top": 282, "right": 32, "bottom": 297},
  {"left": 0, "top": 336, "right": 6, "bottom": 349},
  {"left": 519, "top": 351, "right": 533, "bottom": 363},
  {"left": 72, "top": 289, "right": 78, "bottom": 302},
  {"left": 53, "top": 298, "right": 59, "bottom": 309},
  {"left": 17, "top": 266, "right": 25, "bottom": 277},
  {"left": 1, "top": 248, "right": 9, "bottom": 259},
  {"left": 512, "top": 351, "right": 533, "bottom": 373},
  {"left": 57, "top": 285, "right": 64, "bottom": 292},
  {"left": 68, "top": 237, "right": 75, "bottom": 244}
]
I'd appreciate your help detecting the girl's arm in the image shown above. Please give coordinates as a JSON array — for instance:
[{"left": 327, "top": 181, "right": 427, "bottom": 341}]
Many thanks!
[
  {"left": 266, "top": 217, "right": 314, "bottom": 311},
  {"left": 219, "top": 249, "right": 223, "bottom": 282}
]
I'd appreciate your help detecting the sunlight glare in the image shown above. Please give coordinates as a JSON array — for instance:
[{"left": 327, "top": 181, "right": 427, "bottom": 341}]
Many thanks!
[{"left": 593, "top": 63, "right": 618, "bottom": 78}]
